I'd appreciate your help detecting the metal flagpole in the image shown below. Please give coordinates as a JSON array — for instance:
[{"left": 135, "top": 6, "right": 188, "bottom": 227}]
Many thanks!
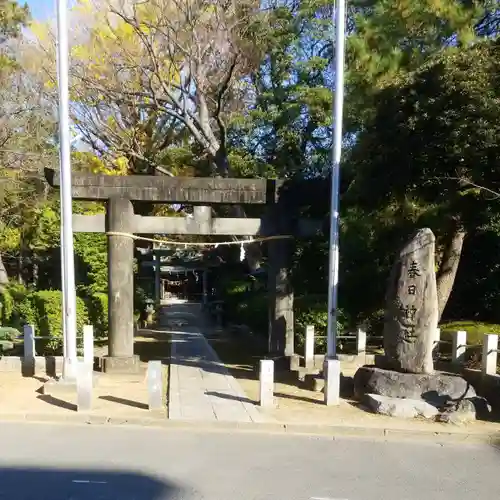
[
  {"left": 54, "top": 27, "right": 67, "bottom": 361},
  {"left": 57, "top": 0, "right": 78, "bottom": 380},
  {"left": 326, "top": 0, "right": 347, "bottom": 359},
  {"left": 59, "top": 186, "right": 67, "bottom": 360}
]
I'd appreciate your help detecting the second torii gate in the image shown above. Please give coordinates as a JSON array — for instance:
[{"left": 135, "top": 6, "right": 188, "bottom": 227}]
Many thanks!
[{"left": 45, "top": 169, "right": 320, "bottom": 372}]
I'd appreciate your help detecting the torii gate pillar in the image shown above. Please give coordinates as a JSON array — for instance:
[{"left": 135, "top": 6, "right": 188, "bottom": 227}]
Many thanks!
[{"left": 104, "top": 196, "right": 138, "bottom": 372}]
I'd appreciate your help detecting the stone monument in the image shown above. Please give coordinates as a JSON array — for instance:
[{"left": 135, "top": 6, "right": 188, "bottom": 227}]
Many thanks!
[
  {"left": 383, "top": 228, "right": 438, "bottom": 374},
  {"left": 353, "top": 228, "right": 489, "bottom": 422}
]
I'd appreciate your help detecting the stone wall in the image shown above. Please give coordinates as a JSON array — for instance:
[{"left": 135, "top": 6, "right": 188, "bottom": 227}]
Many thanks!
[{"left": 0, "top": 356, "right": 64, "bottom": 376}]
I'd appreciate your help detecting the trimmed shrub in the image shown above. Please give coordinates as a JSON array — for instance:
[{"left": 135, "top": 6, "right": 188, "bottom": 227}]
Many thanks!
[
  {"left": 88, "top": 292, "right": 108, "bottom": 339},
  {"left": 0, "top": 287, "right": 14, "bottom": 325},
  {"left": 2, "top": 283, "right": 32, "bottom": 328},
  {"left": 294, "top": 299, "right": 347, "bottom": 353},
  {"left": 0, "top": 326, "right": 20, "bottom": 341},
  {"left": 28, "top": 291, "right": 88, "bottom": 351},
  {"left": 295, "top": 294, "right": 351, "bottom": 352},
  {"left": 14, "top": 296, "right": 37, "bottom": 328},
  {"left": 440, "top": 321, "right": 500, "bottom": 351}
]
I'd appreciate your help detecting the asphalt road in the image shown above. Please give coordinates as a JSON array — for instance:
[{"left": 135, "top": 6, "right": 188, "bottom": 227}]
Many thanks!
[{"left": 0, "top": 422, "right": 498, "bottom": 500}]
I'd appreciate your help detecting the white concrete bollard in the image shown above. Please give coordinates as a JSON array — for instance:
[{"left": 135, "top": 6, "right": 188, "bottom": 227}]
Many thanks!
[
  {"left": 259, "top": 359, "right": 274, "bottom": 407},
  {"left": 83, "top": 325, "right": 94, "bottom": 368},
  {"left": 23, "top": 324, "right": 35, "bottom": 360},
  {"left": 323, "top": 358, "right": 341, "bottom": 406},
  {"left": 356, "top": 328, "right": 367, "bottom": 355},
  {"left": 304, "top": 325, "right": 315, "bottom": 369},
  {"left": 482, "top": 334, "right": 498, "bottom": 376},
  {"left": 452, "top": 330, "right": 467, "bottom": 365},
  {"left": 147, "top": 360, "right": 164, "bottom": 410},
  {"left": 77, "top": 361, "right": 93, "bottom": 411}
]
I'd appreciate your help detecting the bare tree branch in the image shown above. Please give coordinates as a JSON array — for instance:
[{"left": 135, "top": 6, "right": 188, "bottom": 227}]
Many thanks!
[{"left": 433, "top": 176, "right": 500, "bottom": 200}]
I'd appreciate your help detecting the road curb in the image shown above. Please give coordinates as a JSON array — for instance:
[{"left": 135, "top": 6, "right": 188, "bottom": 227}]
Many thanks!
[{"left": 0, "top": 412, "right": 497, "bottom": 445}]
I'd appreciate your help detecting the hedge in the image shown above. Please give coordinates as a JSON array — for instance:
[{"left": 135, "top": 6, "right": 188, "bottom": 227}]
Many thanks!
[
  {"left": 0, "top": 283, "right": 36, "bottom": 328},
  {"left": 440, "top": 321, "right": 500, "bottom": 350},
  {"left": 0, "top": 287, "right": 14, "bottom": 325},
  {"left": 0, "top": 284, "right": 112, "bottom": 353},
  {"left": 294, "top": 296, "right": 347, "bottom": 353},
  {"left": 5, "top": 289, "right": 88, "bottom": 352},
  {"left": 29, "top": 291, "right": 89, "bottom": 350}
]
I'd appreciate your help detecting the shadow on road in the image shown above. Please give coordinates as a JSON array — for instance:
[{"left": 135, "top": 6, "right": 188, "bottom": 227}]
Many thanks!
[{"left": 0, "top": 466, "right": 183, "bottom": 499}]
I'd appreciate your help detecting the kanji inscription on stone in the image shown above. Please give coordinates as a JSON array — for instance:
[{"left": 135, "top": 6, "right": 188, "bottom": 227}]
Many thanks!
[
  {"left": 383, "top": 228, "right": 438, "bottom": 374},
  {"left": 408, "top": 260, "right": 421, "bottom": 279},
  {"left": 399, "top": 326, "right": 417, "bottom": 343},
  {"left": 400, "top": 304, "right": 417, "bottom": 322}
]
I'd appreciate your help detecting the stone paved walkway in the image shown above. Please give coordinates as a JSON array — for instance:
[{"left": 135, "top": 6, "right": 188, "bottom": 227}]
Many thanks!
[{"left": 166, "top": 303, "right": 269, "bottom": 423}]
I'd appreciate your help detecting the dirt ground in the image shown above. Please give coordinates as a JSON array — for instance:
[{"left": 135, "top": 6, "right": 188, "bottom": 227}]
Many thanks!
[
  {"left": 0, "top": 328, "right": 171, "bottom": 418},
  {"left": 207, "top": 332, "right": 500, "bottom": 436}
]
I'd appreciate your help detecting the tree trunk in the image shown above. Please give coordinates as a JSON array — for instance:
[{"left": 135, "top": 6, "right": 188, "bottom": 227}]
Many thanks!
[
  {"left": 436, "top": 228, "right": 466, "bottom": 321},
  {"left": 0, "top": 253, "right": 8, "bottom": 286},
  {"left": 17, "top": 251, "right": 24, "bottom": 284},
  {"left": 32, "top": 261, "right": 39, "bottom": 286},
  {"left": 18, "top": 237, "right": 26, "bottom": 285}
]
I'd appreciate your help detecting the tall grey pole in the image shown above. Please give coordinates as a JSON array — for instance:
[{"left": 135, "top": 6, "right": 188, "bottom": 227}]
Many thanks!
[
  {"left": 326, "top": 0, "right": 346, "bottom": 359},
  {"left": 55, "top": 38, "right": 67, "bottom": 360},
  {"left": 57, "top": 0, "right": 78, "bottom": 380},
  {"left": 59, "top": 182, "right": 67, "bottom": 360}
]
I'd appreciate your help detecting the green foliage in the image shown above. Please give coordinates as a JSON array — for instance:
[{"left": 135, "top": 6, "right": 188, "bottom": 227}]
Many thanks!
[
  {"left": 0, "top": 326, "right": 19, "bottom": 341},
  {"left": 446, "top": 230, "right": 500, "bottom": 322},
  {"left": 219, "top": 276, "right": 269, "bottom": 335},
  {"left": 0, "top": 286, "right": 13, "bottom": 324},
  {"left": 350, "top": 39, "right": 500, "bottom": 220},
  {"left": 346, "top": 0, "right": 488, "bottom": 127},
  {"left": 7, "top": 283, "right": 36, "bottom": 328},
  {"left": 25, "top": 202, "right": 61, "bottom": 252},
  {"left": 20, "top": 199, "right": 108, "bottom": 294},
  {"left": 229, "top": 293, "right": 269, "bottom": 335},
  {"left": 2, "top": 0, "right": 498, "bottom": 347},
  {"left": 73, "top": 202, "right": 108, "bottom": 294},
  {"left": 227, "top": 0, "right": 332, "bottom": 178},
  {"left": 344, "top": 39, "right": 500, "bottom": 320},
  {"left": 25, "top": 291, "right": 88, "bottom": 351},
  {"left": 87, "top": 292, "right": 108, "bottom": 339},
  {"left": 74, "top": 233, "right": 108, "bottom": 294},
  {"left": 16, "top": 297, "right": 36, "bottom": 326},
  {"left": 440, "top": 320, "right": 500, "bottom": 347},
  {"left": 294, "top": 296, "right": 348, "bottom": 353},
  {"left": 225, "top": 280, "right": 250, "bottom": 296},
  {"left": 0, "top": 1, "right": 29, "bottom": 40},
  {"left": 5, "top": 283, "right": 108, "bottom": 351},
  {"left": 0, "top": 0, "right": 29, "bottom": 75}
]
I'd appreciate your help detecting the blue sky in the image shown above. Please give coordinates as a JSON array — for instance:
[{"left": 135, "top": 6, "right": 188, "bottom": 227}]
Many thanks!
[
  {"left": 25, "top": 0, "right": 55, "bottom": 20},
  {"left": 25, "top": 0, "right": 78, "bottom": 20}
]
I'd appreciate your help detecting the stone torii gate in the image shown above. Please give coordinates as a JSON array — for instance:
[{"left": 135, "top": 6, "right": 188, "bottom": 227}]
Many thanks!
[{"left": 45, "top": 169, "right": 319, "bottom": 372}]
